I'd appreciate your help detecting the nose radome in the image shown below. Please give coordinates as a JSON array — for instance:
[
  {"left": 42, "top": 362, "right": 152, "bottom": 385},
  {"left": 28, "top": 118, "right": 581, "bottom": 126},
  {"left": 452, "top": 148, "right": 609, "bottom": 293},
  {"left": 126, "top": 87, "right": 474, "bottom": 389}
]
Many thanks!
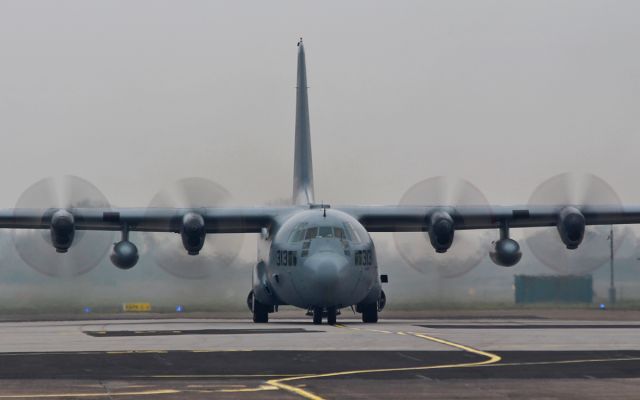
[{"left": 303, "top": 252, "right": 350, "bottom": 304}]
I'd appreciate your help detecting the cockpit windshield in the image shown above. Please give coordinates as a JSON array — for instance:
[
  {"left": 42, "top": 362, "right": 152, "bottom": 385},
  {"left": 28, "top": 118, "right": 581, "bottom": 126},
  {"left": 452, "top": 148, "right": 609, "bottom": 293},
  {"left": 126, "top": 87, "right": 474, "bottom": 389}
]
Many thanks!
[
  {"left": 304, "top": 227, "right": 318, "bottom": 240},
  {"left": 334, "top": 227, "right": 346, "bottom": 240},
  {"left": 318, "top": 226, "right": 333, "bottom": 238},
  {"left": 289, "top": 223, "right": 362, "bottom": 243}
]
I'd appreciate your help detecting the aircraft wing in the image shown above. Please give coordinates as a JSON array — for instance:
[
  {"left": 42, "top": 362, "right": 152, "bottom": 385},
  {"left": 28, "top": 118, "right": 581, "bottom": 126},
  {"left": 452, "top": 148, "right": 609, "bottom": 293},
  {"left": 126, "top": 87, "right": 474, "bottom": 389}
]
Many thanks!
[
  {"left": 337, "top": 205, "right": 640, "bottom": 232},
  {"left": 7, "top": 204, "right": 640, "bottom": 234},
  {"left": 2, "top": 207, "right": 287, "bottom": 233}
]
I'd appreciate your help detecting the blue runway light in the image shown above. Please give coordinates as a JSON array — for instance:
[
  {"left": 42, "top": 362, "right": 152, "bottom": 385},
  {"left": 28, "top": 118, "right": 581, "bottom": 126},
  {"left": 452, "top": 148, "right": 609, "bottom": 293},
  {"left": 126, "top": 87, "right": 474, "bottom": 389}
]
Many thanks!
[
  {"left": 599, "top": 303, "right": 606, "bottom": 310},
  {"left": 176, "top": 305, "right": 183, "bottom": 312},
  {"left": 83, "top": 307, "right": 92, "bottom": 313}
]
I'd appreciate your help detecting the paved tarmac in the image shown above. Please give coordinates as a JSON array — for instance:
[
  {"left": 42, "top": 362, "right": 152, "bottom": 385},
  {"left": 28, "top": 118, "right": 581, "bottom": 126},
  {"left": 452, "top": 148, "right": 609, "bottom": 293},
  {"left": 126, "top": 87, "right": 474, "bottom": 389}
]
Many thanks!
[{"left": 1, "top": 316, "right": 639, "bottom": 399}]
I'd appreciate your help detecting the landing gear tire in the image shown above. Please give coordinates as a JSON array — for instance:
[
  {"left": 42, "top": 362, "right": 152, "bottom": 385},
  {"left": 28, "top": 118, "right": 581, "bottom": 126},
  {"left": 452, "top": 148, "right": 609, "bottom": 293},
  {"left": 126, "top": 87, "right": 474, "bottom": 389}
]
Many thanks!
[
  {"left": 252, "top": 298, "right": 269, "bottom": 323},
  {"left": 361, "top": 303, "right": 378, "bottom": 323},
  {"left": 313, "top": 307, "right": 323, "bottom": 325},
  {"left": 327, "top": 307, "right": 337, "bottom": 326}
]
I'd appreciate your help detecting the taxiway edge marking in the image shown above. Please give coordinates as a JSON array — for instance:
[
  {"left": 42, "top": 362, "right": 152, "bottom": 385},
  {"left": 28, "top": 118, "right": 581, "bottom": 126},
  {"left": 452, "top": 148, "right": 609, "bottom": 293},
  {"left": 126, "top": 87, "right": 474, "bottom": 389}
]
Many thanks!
[{"left": 0, "top": 389, "right": 180, "bottom": 398}]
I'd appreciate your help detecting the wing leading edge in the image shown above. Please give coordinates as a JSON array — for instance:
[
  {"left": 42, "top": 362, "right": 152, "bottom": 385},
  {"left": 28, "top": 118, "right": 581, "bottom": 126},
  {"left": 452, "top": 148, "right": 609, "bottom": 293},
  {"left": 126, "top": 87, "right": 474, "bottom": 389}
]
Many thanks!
[
  {"left": 4, "top": 204, "right": 640, "bottom": 233},
  {"left": 3, "top": 207, "right": 288, "bottom": 233},
  {"left": 337, "top": 205, "right": 640, "bottom": 232}
]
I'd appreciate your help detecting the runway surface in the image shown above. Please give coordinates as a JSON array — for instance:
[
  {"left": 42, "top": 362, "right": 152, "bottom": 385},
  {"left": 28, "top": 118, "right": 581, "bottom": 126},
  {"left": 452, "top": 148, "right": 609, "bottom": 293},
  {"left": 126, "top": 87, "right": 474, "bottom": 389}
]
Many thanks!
[{"left": 1, "top": 316, "right": 640, "bottom": 399}]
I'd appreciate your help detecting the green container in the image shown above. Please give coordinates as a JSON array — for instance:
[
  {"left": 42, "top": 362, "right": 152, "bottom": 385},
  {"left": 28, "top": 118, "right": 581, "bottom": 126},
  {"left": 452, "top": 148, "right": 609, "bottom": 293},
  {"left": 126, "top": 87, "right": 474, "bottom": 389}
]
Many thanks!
[{"left": 514, "top": 275, "right": 593, "bottom": 304}]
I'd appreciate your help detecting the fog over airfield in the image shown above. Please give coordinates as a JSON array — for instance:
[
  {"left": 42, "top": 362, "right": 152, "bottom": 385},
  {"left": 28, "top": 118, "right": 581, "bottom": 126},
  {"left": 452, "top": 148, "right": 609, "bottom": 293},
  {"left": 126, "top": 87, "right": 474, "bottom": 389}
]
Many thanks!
[{"left": 0, "top": 1, "right": 639, "bottom": 308}]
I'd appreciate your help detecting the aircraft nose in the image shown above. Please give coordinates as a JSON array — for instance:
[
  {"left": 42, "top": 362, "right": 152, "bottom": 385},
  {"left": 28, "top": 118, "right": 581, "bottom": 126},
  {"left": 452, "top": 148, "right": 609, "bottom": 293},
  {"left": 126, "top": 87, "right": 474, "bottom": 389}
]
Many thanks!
[{"left": 303, "top": 252, "right": 350, "bottom": 306}]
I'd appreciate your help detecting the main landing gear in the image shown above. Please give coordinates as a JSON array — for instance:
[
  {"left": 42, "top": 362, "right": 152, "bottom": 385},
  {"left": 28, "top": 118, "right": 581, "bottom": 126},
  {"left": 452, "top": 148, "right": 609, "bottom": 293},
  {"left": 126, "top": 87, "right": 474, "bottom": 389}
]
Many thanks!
[
  {"left": 253, "top": 299, "right": 269, "bottom": 323},
  {"left": 356, "top": 290, "right": 384, "bottom": 323},
  {"left": 360, "top": 303, "right": 378, "bottom": 323},
  {"left": 247, "top": 291, "right": 270, "bottom": 323}
]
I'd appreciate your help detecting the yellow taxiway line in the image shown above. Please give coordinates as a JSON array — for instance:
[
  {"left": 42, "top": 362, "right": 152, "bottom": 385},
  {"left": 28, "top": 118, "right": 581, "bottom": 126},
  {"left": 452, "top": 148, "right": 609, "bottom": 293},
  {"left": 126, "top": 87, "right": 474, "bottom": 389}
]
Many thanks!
[
  {"left": 479, "top": 356, "right": 640, "bottom": 368},
  {"left": 218, "top": 384, "right": 279, "bottom": 393},
  {"left": 263, "top": 325, "right": 502, "bottom": 400}
]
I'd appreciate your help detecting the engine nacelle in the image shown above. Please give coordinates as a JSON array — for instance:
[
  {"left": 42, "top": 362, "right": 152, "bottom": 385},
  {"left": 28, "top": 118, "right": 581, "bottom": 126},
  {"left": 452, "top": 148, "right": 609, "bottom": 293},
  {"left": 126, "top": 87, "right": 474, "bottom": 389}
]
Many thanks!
[
  {"left": 50, "top": 209, "right": 75, "bottom": 253},
  {"left": 490, "top": 238, "right": 522, "bottom": 267},
  {"left": 557, "top": 206, "right": 585, "bottom": 249},
  {"left": 181, "top": 212, "right": 206, "bottom": 255},
  {"left": 110, "top": 240, "right": 139, "bottom": 270},
  {"left": 427, "top": 211, "right": 454, "bottom": 253}
]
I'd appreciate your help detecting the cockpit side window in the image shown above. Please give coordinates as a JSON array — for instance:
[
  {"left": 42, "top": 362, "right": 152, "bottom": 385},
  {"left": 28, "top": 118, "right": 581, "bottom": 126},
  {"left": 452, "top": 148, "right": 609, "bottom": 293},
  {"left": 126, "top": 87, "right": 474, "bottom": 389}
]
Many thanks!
[
  {"left": 343, "top": 222, "right": 361, "bottom": 243},
  {"left": 288, "top": 223, "right": 308, "bottom": 243},
  {"left": 334, "top": 227, "right": 345, "bottom": 240},
  {"left": 289, "top": 229, "right": 304, "bottom": 243}
]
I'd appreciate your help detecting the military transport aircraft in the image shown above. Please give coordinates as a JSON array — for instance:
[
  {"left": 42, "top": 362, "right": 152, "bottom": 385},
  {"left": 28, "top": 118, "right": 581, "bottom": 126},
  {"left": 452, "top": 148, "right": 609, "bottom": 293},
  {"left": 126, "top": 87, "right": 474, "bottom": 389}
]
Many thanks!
[{"left": 4, "top": 39, "right": 640, "bottom": 325}]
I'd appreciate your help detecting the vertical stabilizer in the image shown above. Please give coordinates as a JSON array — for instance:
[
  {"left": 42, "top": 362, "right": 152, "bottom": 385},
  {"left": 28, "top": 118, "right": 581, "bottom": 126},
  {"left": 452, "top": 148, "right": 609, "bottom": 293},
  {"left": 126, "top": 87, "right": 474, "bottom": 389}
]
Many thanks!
[{"left": 292, "top": 39, "right": 315, "bottom": 205}]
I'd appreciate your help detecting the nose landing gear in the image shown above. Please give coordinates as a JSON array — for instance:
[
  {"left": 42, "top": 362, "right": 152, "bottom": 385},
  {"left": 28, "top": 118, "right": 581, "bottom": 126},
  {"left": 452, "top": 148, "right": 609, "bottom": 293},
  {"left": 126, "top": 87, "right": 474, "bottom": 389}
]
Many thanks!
[
  {"left": 311, "top": 307, "right": 338, "bottom": 325},
  {"left": 312, "top": 307, "right": 322, "bottom": 325},
  {"left": 327, "top": 307, "right": 337, "bottom": 325}
]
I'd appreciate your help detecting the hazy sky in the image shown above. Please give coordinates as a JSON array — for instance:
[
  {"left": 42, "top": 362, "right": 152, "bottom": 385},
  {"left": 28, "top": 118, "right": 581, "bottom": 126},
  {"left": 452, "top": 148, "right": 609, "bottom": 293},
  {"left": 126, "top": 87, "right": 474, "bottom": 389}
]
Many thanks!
[
  {"left": 0, "top": 0, "right": 638, "bottom": 209},
  {"left": 0, "top": 1, "right": 640, "bottom": 304}
]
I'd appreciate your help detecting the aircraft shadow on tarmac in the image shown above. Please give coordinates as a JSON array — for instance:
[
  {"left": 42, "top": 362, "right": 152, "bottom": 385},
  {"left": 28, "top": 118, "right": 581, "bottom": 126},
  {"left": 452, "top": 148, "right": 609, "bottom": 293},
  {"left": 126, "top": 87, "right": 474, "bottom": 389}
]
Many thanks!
[{"left": 84, "top": 328, "right": 319, "bottom": 337}]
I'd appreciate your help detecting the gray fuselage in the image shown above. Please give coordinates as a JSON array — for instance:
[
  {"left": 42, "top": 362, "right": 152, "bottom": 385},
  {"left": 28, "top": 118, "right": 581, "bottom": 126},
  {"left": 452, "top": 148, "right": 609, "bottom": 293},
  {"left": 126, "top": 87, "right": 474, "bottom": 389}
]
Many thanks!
[{"left": 252, "top": 208, "right": 381, "bottom": 310}]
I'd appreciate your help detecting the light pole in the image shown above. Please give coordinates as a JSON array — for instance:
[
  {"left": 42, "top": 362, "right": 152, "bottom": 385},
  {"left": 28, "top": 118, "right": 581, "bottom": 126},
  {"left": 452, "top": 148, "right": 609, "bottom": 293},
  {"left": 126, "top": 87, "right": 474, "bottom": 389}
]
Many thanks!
[{"left": 608, "top": 226, "right": 616, "bottom": 305}]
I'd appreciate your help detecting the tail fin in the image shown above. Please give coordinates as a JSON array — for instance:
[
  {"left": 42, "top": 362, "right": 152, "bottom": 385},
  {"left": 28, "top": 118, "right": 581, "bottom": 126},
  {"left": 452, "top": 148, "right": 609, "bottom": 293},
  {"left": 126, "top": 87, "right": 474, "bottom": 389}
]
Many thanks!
[{"left": 292, "top": 39, "right": 315, "bottom": 205}]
